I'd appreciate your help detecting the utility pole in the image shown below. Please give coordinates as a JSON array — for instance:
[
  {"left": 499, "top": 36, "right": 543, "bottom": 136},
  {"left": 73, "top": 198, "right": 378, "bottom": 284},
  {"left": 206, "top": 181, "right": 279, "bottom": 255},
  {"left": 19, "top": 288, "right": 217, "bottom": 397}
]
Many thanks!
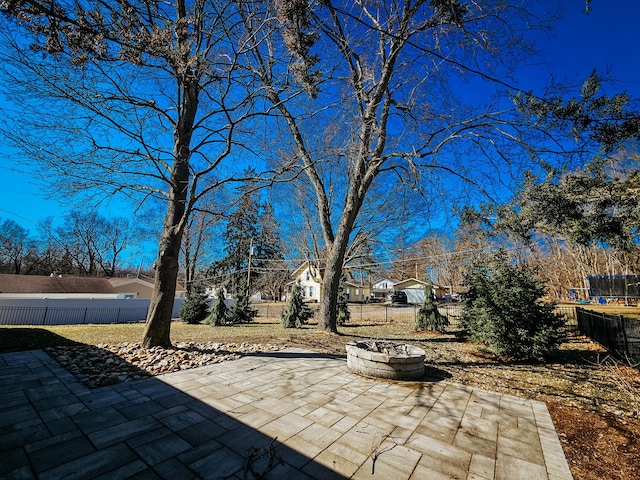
[{"left": 247, "top": 238, "right": 254, "bottom": 292}]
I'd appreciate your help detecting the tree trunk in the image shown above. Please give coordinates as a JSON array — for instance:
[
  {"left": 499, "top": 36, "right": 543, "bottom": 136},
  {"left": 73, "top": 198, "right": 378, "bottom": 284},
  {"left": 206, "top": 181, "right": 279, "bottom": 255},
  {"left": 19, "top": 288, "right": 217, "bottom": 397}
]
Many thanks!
[
  {"left": 142, "top": 168, "right": 188, "bottom": 347},
  {"left": 318, "top": 194, "right": 364, "bottom": 332},
  {"left": 142, "top": 68, "right": 197, "bottom": 347}
]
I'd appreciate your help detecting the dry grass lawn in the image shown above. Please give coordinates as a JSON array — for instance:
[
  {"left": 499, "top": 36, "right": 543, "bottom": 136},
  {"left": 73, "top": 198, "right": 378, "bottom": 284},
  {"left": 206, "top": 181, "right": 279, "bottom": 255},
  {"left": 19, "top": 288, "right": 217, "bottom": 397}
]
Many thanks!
[{"left": 1, "top": 309, "right": 639, "bottom": 479}]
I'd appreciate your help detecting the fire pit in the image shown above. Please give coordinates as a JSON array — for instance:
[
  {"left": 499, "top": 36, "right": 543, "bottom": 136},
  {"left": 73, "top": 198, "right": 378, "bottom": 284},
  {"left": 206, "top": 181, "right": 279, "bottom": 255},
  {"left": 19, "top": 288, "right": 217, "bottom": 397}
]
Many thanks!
[{"left": 346, "top": 340, "right": 425, "bottom": 380}]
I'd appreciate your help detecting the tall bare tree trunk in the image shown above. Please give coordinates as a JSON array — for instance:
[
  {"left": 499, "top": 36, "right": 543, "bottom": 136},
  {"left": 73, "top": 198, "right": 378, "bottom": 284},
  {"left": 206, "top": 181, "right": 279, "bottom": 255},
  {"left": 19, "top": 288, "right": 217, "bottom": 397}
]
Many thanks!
[{"left": 142, "top": 70, "right": 198, "bottom": 347}]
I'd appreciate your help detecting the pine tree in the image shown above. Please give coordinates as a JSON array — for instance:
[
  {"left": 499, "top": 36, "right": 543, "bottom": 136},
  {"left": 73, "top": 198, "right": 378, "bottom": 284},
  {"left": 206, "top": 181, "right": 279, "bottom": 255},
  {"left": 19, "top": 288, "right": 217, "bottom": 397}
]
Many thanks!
[
  {"left": 282, "top": 282, "right": 313, "bottom": 328},
  {"left": 206, "top": 288, "right": 229, "bottom": 326},
  {"left": 228, "top": 277, "right": 257, "bottom": 323},
  {"left": 336, "top": 284, "right": 350, "bottom": 326},
  {"left": 415, "top": 281, "right": 449, "bottom": 332},
  {"left": 461, "top": 251, "right": 565, "bottom": 360},
  {"left": 179, "top": 282, "right": 210, "bottom": 325}
]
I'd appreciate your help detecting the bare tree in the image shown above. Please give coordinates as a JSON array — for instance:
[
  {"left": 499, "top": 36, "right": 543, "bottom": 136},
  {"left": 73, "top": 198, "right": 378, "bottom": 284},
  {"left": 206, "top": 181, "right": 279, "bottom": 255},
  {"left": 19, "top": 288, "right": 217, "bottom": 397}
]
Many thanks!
[
  {"left": 0, "top": 0, "right": 263, "bottom": 346},
  {"left": 238, "top": 0, "right": 555, "bottom": 331},
  {"left": 0, "top": 218, "right": 33, "bottom": 274}
]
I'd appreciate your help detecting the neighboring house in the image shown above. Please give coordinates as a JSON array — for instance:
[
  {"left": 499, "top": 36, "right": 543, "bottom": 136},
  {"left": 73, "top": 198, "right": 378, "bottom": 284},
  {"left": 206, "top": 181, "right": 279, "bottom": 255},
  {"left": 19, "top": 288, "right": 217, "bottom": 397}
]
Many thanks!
[
  {"left": 370, "top": 278, "right": 400, "bottom": 302},
  {"left": 343, "top": 281, "right": 370, "bottom": 303},
  {"left": 108, "top": 275, "right": 186, "bottom": 299},
  {"left": 287, "top": 261, "right": 323, "bottom": 302},
  {"left": 393, "top": 278, "right": 445, "bottom": 304},
  {"left": 0, "top": 273, "right": 119, "bottom": 299}
]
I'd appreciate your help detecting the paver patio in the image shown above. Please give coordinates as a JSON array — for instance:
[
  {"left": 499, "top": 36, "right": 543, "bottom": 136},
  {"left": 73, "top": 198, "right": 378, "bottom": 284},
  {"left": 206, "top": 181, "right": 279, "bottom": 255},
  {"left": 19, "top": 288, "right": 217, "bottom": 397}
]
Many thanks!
[{"left": 0, "top": 348, "right": 573, "bottom": 479}]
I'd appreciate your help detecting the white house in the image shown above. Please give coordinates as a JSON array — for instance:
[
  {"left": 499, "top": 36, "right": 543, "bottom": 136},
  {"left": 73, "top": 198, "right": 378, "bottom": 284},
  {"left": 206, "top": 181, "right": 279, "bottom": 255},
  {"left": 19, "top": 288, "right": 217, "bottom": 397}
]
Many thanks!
[
  {"left": 370, "top": 278, "right": 399, "bottom": 302},
  {"left": 287, "top": 261, "right": 323, "bottom": 302}
]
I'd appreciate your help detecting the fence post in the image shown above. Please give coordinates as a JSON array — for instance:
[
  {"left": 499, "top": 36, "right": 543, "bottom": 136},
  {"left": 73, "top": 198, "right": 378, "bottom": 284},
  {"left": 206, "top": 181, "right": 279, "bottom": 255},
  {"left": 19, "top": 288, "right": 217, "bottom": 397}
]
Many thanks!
[
  {"left": 42, "top": 306, "right": 48, "bottom": 326},
  {"left": 619, "top": 315, "right": 629, "bottom": 359},
  {"left": 360, "top": 304, "right": 363, "bottom": 323}
]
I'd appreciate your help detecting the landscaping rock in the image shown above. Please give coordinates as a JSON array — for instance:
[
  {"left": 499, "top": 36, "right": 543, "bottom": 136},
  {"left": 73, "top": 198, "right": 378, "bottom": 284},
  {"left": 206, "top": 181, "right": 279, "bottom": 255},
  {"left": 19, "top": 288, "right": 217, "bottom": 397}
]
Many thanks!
[{"left": 45, "top": 341, "right": 284, "bottom": 389}]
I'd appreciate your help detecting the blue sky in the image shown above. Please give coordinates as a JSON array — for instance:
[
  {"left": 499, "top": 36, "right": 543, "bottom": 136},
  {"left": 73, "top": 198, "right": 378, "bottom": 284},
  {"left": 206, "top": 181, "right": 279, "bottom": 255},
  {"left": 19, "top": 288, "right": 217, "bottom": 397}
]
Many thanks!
[{"left": 1, "top": 1, "right": 639, "bottom": 235}]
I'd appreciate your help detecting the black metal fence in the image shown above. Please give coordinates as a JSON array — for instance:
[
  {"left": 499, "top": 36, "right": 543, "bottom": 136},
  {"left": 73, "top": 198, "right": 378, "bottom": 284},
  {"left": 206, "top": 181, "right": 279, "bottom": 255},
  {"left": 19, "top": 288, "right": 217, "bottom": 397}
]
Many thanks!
[
  {"left": 255, "top": 303, "right": 578, "bottom": 331},
  {"left": 576, "top": 307, "right": 640, "bottom": 362}
]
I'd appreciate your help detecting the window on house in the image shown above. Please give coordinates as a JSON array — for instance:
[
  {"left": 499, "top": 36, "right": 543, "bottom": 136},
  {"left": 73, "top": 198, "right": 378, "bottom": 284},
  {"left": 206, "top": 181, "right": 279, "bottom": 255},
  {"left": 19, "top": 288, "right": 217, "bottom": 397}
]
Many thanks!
[
  {"left": 306, "top": 271, "right": 310, "bottom": 281},
  {"left": 309, "top": 286, "right": 314, "bottom": 297},
  {"left": 355, "top": 289, "right": 360, "bottom": 295}
]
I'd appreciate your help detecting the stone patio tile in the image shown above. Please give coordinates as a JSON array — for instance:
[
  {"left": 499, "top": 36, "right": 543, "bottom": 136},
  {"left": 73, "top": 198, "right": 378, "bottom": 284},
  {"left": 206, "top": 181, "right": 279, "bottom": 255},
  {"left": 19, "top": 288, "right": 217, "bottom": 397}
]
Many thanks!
[
  {"left": 89, "top": 416, "right": 163, "bottom": 449},
  {"left": 352, "top": 455, "right": 411, "bottom": 480},
  {"left": 24, "top": 383, "right": 72, "bottom": 402},
  {"left": 0, "top": 446, "right": 29, "bottom": 474},
  {"left": 259, "top": 411, "right": 314, "bottom": 441},
  {"left": 497, "top": 435, "right": 544, "bottom": 466},
  {"left": 32, "top": 392, "right": 83, "bottom": 412},
  {"left": 389, "top": 426, "right": 414, "bottom": 446},
  {"left": 175, "top": 419, "right": 227, "bottom": 447},
  {"left": 481, "top": 410, "right": 519, "bottom": 429},
  {"left": 323, "top": 398, "right": 375, "bottom": 420},
  {"left": 469, "top": 453, "right": 496, "bottom": 479},
  {"left": 72, "top": 405, "right": 129, "bottom": 434},
  {"left": 176, "top": 438, "right": 223, "bottom": 466},
  {"left": 374, "top": 442, "right": 422, "bottom": 474},
  {"left": 215, "top": 423, "right": 277, "bottom": 457},
  {"left": 1, "top": 421, "right": 50, "bottom": 450},
  {"left": 131, "top": 432, "right": 192, "bottom": 466},
  {"left": 153, "top": 457, "right": 199, "bottom": 480},
  {"left": 409, "top": 433, "right": 472, "bottom": 472},
  {"left": 459, "top": 413, "right": 499, "bottom": 441},
  {"left": 304, "top": 405, "right": 345, "bottom": 428},
  {"left": 251, "top": 395, "right": 302, "bottom": 416},
  {"left": 325, "top": 441, "right": 368, "bottom": 466},
  {"left": 115, "top": 397, "right": 166, "bottom": 420},
  {"left": 532, "top": 401, "right": 558, "bottom": 430},
  {"left": 154, "top": 405, "right": 207, "bottom": 430},
  {"left": 187, "top": 445, "right": 246, "bottom": 480},
  {"left": 454, "top": 429, "right": 498, "bottom": 458},
  {"left": 38, "top": 443, "right": 138, "bottom": 480},
  {"left": 266, "top": 461, "right": 314, "bottom": 480},
  {"left": 296, "top": 422, "right": 343, "bottom": 449},
  {"left": 495, "top": 453, "right": 548, "bottom": 480},
  {"left": 155, "top": 391, "right": 198, "bottom": 409},
  {"left": 78, "top": 388, "right": 128, "bottom": 408},
  {"left": 412, "top": 462, "right": 468, "bottom": 479},
  {"left": 283, "top": 434, "right": 324, "bottom": 460},
  {"left": 39, "top": 402, "right": 88, "bottom": 422},
  {"left": 28, "top": 434, "right": 97, "bottom": 473},
  {"left": 334, "top": 424, "right": 383, "bottom": 455},
  {"left": 306, "top": 450, "right": 359, "bottom": 479},
  {"left": 331, "top": 415, "right": 359, "bottom": 434},
  {"left": 126, "top": 426, "right": 174, "bottom": 449},
  {"left": 500, "top": 397, "right": 536, "bottom": 421},
  {"left": 0, "top": 389, "right": 29, "bottom": 409},
  {"left": 94, "top": 460, "right": 150, "bottom": 479},
  {"left": 0, "top": 378, "right": 43, "bottom": 393},
  {"left": 235, "top": 406, "right": 278, "bottom": 429},
  {"left": 413, "top": 422, "right": 458, "bottom": 444},
  {"left": 0, "top": 403, "right": 39, "bottom": 429}
]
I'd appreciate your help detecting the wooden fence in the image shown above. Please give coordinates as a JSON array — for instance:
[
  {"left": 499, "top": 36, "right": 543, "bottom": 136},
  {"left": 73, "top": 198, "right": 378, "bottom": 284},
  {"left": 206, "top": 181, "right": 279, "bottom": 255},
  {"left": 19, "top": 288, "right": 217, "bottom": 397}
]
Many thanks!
[{"left": 576, "top": 307, "right": 640, "bottom": 362}]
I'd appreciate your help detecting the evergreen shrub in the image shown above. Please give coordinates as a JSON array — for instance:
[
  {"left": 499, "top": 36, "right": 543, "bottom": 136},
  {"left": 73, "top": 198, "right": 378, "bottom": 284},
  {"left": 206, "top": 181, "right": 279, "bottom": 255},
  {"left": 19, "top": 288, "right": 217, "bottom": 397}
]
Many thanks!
[{"left": 461, "top": 251, "right": 565, "bottom": 361}]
